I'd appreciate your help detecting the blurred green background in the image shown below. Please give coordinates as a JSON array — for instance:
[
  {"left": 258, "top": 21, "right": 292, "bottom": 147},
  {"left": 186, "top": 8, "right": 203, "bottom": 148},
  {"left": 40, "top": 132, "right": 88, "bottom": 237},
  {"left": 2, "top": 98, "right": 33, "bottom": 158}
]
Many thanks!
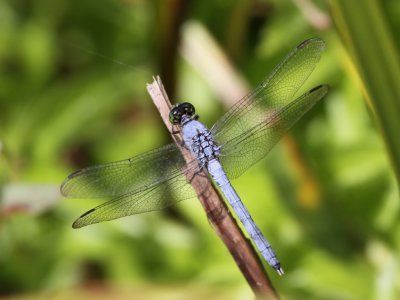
[{"left": 1, "top": 0, "right": 399, "bottom": 299}]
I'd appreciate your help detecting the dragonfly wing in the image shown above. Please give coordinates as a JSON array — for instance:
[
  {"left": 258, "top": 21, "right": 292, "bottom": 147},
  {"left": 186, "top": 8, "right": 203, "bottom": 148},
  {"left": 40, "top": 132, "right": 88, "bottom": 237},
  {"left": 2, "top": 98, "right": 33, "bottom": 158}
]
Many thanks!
[
  {"left": 72, "top": 166, "right": 202, "bottom": 228},
  {"left": 61, "top": 143, "right": 193, "bottom": 198},
  {"left": 218, "top": 85, "right": 328, "bottom": 179},
  {"left": 211, "top": 38, "right": 325, "bottom": 144}
]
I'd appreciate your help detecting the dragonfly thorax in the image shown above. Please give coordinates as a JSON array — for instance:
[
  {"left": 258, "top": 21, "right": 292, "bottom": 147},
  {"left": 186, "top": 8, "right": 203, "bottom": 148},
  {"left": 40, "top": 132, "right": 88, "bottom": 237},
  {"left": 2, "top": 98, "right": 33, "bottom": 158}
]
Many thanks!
[{"left": 181, "top": 119, "right": 221, "bottom": 166}]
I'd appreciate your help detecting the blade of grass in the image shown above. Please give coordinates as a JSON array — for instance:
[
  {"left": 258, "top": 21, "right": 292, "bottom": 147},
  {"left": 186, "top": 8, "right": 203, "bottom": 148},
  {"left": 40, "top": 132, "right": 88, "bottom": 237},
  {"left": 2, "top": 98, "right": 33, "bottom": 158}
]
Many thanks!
[{"left": 331, "top": 0, "right": 400, "bottom": 186}]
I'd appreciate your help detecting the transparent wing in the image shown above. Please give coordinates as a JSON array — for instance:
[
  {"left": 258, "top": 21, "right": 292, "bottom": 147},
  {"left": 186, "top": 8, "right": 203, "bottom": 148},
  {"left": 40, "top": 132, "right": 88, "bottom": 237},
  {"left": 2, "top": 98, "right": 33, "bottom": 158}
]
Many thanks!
[
  {"left": 219, "top": 85, "right": 328, "bottom": 178},
  {"left": 211, "top": 38, "right": 327, "bottom": 178},
  {"left": 72, "top": 169, "right": 201, "bottom": 228},
  {"left": 61, "top": 143, "right": 193, "bottom": 198}
]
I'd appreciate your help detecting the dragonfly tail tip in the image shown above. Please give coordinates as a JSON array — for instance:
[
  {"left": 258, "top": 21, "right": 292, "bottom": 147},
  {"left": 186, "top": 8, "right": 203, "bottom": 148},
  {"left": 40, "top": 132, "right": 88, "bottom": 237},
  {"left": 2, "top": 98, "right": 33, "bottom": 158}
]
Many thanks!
[{"left": 274, "top": 264, "right": 285, "bottom": 276}]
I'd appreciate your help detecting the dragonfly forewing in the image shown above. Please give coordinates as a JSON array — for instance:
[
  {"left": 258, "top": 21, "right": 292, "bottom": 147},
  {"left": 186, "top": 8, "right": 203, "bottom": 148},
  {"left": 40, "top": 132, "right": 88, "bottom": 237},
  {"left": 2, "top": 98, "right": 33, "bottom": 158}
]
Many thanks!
[{"left": 211, "top": 38, "right": 325, "bottom": 144}]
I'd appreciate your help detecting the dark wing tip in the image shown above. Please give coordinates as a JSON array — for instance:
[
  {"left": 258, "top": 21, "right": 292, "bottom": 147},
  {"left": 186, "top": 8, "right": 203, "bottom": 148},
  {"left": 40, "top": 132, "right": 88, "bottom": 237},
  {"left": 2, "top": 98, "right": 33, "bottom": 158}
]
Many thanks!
[
  {"left": 72, "top": 208, "right": 96, "bottom": 229},
  {"left": 67, "top": 168, "right": 85, "bottom": 179},
  {"left": 297, "top": 38, "right": 325, "bottom": 51},
  {"left": 309, "top": 84, "right": 329, "bottom": 94},
  {"left": 71, "top": 222, "right": 81, "bottom": 229},
  {"left": 60, "top": 169, "right": 84, "bottom": 197}
]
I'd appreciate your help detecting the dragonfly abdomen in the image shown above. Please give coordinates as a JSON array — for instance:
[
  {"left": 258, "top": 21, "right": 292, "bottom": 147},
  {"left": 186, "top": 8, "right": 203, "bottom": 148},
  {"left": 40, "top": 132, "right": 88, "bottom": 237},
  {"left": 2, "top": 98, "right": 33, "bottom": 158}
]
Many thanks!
[{"left": 207, "top": 159, "right": 283, "bottom": 274}]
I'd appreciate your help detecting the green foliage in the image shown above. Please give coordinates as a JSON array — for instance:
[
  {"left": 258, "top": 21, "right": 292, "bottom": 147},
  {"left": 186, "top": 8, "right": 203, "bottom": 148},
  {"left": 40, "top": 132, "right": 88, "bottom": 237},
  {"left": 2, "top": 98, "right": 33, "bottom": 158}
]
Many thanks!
[{"left": 0, "top": 0, "right": 399, "bottom": 299}]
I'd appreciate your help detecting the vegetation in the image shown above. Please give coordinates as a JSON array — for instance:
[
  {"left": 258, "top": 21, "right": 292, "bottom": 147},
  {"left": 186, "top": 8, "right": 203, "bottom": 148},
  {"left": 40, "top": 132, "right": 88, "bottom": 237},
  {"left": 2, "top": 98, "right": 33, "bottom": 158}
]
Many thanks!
[{"left": 0, "top": 0, "right": 399, "bottom": 299}]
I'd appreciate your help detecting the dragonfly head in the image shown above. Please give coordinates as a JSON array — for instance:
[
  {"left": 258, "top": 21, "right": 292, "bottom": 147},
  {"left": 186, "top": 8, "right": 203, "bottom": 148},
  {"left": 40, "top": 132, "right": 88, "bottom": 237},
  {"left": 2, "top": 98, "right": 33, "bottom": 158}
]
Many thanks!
[{"left": 169, "top": 102, "right": 196, "bottom": 125}]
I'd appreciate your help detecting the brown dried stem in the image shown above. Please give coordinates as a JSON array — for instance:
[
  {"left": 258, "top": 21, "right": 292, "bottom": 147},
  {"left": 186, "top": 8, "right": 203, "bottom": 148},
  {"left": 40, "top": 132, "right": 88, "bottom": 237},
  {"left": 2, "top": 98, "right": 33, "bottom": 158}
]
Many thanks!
[{"left": 146, "top": 76, "right": 278, "bottom": 299}]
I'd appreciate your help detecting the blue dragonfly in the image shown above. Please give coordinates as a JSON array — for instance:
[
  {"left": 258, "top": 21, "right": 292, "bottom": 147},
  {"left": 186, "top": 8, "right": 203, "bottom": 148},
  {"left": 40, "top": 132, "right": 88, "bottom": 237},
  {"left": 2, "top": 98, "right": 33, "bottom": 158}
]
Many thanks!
[{"left": 61, "top": 38, "right": 328, "bottom": 275}]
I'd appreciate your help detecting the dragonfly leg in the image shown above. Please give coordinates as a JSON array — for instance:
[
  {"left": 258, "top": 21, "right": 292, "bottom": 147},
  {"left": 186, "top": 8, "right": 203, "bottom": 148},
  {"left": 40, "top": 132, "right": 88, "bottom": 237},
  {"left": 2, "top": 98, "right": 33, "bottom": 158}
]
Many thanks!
[
  {"left": 171, "top": 126, "right": 180, "bottom": 135},
  {"left": 187, "top": 163, "right": 207, "bottom": 184}
]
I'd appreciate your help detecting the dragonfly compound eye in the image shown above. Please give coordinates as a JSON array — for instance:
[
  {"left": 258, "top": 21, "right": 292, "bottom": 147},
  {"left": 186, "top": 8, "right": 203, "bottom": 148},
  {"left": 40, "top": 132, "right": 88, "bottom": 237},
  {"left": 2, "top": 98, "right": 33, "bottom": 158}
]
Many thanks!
[{"left": 169, "top": 102, "right": 196, "bottom": 124}]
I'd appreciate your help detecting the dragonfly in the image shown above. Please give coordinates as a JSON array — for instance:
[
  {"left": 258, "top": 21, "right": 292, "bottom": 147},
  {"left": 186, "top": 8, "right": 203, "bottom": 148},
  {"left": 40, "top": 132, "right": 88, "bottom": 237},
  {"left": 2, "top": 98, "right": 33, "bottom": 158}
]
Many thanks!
[{"left": 61, "top": 38, "right": 328, "bottom": 276}]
